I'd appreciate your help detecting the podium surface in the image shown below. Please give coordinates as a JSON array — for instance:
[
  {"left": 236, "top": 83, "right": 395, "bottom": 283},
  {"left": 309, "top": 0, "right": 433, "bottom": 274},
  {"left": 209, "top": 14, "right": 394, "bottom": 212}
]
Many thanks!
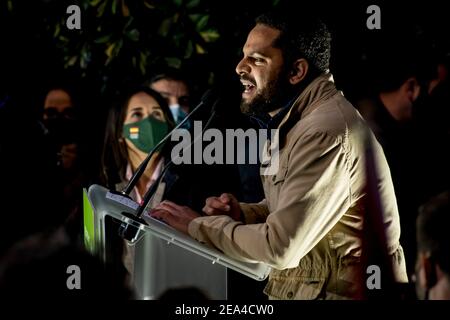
[{"left": 84, "top": 184, "right": 271, "bottom": 299}]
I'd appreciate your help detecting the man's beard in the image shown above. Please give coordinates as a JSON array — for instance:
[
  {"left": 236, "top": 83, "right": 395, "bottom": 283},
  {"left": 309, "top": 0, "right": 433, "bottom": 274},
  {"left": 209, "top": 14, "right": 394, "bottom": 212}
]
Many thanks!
[{"left": 240, "top": 69, "right": 293, "bottom": 117}]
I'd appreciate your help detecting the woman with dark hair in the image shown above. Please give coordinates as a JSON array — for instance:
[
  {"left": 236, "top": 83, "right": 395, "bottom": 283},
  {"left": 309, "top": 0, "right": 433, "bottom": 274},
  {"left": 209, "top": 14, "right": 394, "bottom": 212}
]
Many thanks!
[
  {"left": 102, "top": 86, "right": 243, "bottom": 212},
  {"left": 101, "top": 87, "right": 175, "bottom": 203},
  {"left": 100, "top": 87, "right": 176, "bottom": 285}
]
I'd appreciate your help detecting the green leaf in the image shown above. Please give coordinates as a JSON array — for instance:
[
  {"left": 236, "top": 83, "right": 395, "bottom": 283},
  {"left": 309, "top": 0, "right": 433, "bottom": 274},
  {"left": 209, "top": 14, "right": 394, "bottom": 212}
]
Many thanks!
[
  {"left": 121, "top": 0, "right": 130, "bottom": 16},
  {"left": 173, "top": 0, "right": 183, "bottom": 7},
  {"left": 173, "top": 12, "right": 180, "bottom": 24},
  {"left": 53, "top": 24, "right": 61, "bottom": 38},
  {"left": 188, "top": 14, "right": 201, "bottom": 23},
  {"left": 140, "top": 51, "right": 147, "bottom": 63},
  {"left": 124, "top": 16, "right": 134, "bottom": 30},
  {"left": 186, "top": 0, "right": 200, "bottom": 9},
  {"left": 115, "top": 39, "right": 124, "bottom": 56},
  {"left": 105, "top": 43, "right": 116, "bottom": 58},
  {"left": 143, "top": 1, "right": 155, "bottom": 9},
  {"left": 173, "top": 33, "right": 182, "bottom": 47},
  {"left": 126, "top": 29, "right": 140, "bottom": 42},
  {"left": 97, "top": 1, "right": 107, "bottom": 17},
  {"left": 80, "top": 46, "right": 91, "bottom": 69},
  {"left": 207, "top": 71, "right": 215, "bottom": 86},
  {"left": 184, "top": 40, "right": 193, "bottom": 58},
  {"left": 200, "top": 29, "right": 219, "bottom": 42},
  {"left": 139, "top": 52, "right": 148, "bottom": 75},
  {"left": 195, "top": 43, "right": 205, "bottom": 54},
  {"left": 158, "top": 18, "right": 172, "bottom": 37},
  {"left": 165, "top": 57, "right": 182, "bottom": 69},
  {"left": 90, "top": 0, "right": 102, "bottom": 7},
  {"left": 67, "top": 56, "right": 78, "bottom": 67},
  {"left": 59, "top": 36, "right": 70, "bottom": 43},
  {"left": 112, "top": 0, "right": 119, "bottom": 15},
  {"left": 94, "top": 34, "right": 113, "bottom": 44},
  {"left": 196, "top": 15, "right": 209, "bottom": 30},
  {"left": 80, "top": 55, "right": 88, "bottom": 69}
]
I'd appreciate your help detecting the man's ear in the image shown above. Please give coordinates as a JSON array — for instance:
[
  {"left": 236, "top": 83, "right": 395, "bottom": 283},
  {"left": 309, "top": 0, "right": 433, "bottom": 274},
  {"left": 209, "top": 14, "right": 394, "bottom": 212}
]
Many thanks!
[
  {"left": 419, "top": 253, "right": 437, "bottom": 289},
  {"left": 289, "top": 59, "right": 309, "bottom": 85},
  {"left": 404, "top": 77, "right": 421, "bottom": 102}
]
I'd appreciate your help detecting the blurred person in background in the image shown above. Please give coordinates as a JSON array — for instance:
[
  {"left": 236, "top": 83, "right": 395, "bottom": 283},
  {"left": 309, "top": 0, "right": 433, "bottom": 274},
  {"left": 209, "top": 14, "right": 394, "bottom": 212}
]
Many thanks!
[
  {"left": 0, "top": 226, "right": 133, "bottom": 299},
  {"left": 356, "top": 37, "right": 448, "bottom": 276},
  {"left": 41, "top": 86, "right": 86, "bottom": 243},
  {"left": 148, "top": 69, "right": 192, "bottom": 129},
  {"left": 415, "top": 190, "right": 450, "bottom": 300},
  {"left": 0, "top": 92, "right": 63, "bottom": 256}
]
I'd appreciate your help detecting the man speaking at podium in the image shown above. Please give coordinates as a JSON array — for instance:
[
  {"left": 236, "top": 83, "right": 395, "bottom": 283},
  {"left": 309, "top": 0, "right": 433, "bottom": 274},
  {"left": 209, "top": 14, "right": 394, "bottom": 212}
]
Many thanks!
[{"left": 152, "top": 10, "right": 408, "bottom": 299}]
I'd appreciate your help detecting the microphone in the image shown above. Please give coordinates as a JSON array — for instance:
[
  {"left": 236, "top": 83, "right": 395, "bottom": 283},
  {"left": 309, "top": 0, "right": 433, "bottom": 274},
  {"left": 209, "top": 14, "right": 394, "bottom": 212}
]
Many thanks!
[
  {"left": 135, "top": 97, "right": 221, "bottom": 217},
  {"left": 120, "top": 88, "right": 218, "bottom": 197},
  {"left": 118, "top": 90, "right": 221, "bottom": 241}
]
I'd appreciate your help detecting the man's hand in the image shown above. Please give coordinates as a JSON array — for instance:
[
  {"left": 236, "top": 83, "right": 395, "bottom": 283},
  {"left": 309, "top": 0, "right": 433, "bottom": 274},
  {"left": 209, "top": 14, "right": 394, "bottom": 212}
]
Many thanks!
[
  {"left": 150, "top": 201, "right": 201, "bottom": 235},
  {"left": 203, "top": 193, "right": 242, "bottom": 221}
]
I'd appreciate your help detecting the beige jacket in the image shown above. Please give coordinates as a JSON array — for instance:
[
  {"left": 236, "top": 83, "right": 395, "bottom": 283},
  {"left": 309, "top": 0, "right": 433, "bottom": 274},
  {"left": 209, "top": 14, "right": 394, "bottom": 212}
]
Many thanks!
[{"left": 188, "top": 74, "right": 408, "bottom": 299}]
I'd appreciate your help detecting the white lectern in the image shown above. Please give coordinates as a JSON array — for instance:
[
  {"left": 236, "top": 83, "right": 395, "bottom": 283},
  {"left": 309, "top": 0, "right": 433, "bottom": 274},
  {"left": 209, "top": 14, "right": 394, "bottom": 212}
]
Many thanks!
[{"left": 83, "top": 184, "right": 271, "bottom": 300}]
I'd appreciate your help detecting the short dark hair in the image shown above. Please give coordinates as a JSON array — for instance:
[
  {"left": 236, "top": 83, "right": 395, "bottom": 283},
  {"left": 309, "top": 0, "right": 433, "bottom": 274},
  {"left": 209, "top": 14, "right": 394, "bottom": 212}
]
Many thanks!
[
  {"left": 147, "top": 68, "right": 190, "bottom": 89},
  {"left": 255, "top": 11, "right": 331, "bottom": 74},
  {"left": 417, "top": 191, "right": 450, "bottom": 277}
]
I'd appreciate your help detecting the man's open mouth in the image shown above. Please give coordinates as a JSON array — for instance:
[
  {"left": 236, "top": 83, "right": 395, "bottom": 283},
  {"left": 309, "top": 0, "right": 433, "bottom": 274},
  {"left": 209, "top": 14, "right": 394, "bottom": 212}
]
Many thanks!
[{"left": 241, "top": 79, "right": 256, "bottom": 95}]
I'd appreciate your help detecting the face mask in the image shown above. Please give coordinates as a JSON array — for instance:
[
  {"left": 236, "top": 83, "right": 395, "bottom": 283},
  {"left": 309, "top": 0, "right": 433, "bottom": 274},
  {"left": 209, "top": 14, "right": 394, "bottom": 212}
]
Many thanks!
[
  {"left": 122, "top": 116, "right": 169, "bottom": 153},
  {"left": 169, "top": 104, "right": 190, "bottom": 129},
  {"left": 169, "top": 104, "right": 181, "bottom": 122}
]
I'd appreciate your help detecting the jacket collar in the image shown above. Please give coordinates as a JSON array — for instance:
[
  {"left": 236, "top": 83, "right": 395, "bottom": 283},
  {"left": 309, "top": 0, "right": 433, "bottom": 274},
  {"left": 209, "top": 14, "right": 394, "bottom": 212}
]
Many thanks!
[{"left": 277, "top": 73, "right": 339, "bottom": 130}]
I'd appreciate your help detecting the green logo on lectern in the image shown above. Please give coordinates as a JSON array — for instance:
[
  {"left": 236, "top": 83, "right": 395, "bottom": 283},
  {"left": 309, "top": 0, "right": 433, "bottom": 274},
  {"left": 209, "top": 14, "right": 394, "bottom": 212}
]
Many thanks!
[{"left": 83, "top": 189, "right": 95, "bottom": 253}]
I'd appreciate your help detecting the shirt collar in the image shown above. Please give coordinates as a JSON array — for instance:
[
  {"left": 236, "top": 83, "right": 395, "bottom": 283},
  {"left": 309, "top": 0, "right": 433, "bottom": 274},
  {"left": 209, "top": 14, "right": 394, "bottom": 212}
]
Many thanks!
[
  {"left": 249, "top": 94, "right": 299, "bottom": 130},
  {"left": 125, "top": 157, "right": 164, "bottom": 204}
]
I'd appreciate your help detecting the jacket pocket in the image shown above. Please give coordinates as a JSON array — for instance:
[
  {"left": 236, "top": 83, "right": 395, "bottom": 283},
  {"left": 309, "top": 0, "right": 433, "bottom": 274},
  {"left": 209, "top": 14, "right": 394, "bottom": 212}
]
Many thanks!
[{"left": 264, "top": 277, "right": 326, "bottom": 300}]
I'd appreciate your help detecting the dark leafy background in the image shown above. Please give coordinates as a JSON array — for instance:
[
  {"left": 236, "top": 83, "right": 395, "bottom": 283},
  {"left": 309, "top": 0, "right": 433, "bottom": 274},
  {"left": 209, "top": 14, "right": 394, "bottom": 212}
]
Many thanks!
[{"left": 0, "top": 0, "right": 448, "bottom": 179}]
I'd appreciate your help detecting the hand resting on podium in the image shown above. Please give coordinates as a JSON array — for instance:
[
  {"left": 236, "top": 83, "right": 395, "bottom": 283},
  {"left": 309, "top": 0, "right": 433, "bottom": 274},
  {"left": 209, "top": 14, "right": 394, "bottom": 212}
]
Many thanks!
[{"left": 150, "top": 193, "right": 242, "bottom": 235}]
